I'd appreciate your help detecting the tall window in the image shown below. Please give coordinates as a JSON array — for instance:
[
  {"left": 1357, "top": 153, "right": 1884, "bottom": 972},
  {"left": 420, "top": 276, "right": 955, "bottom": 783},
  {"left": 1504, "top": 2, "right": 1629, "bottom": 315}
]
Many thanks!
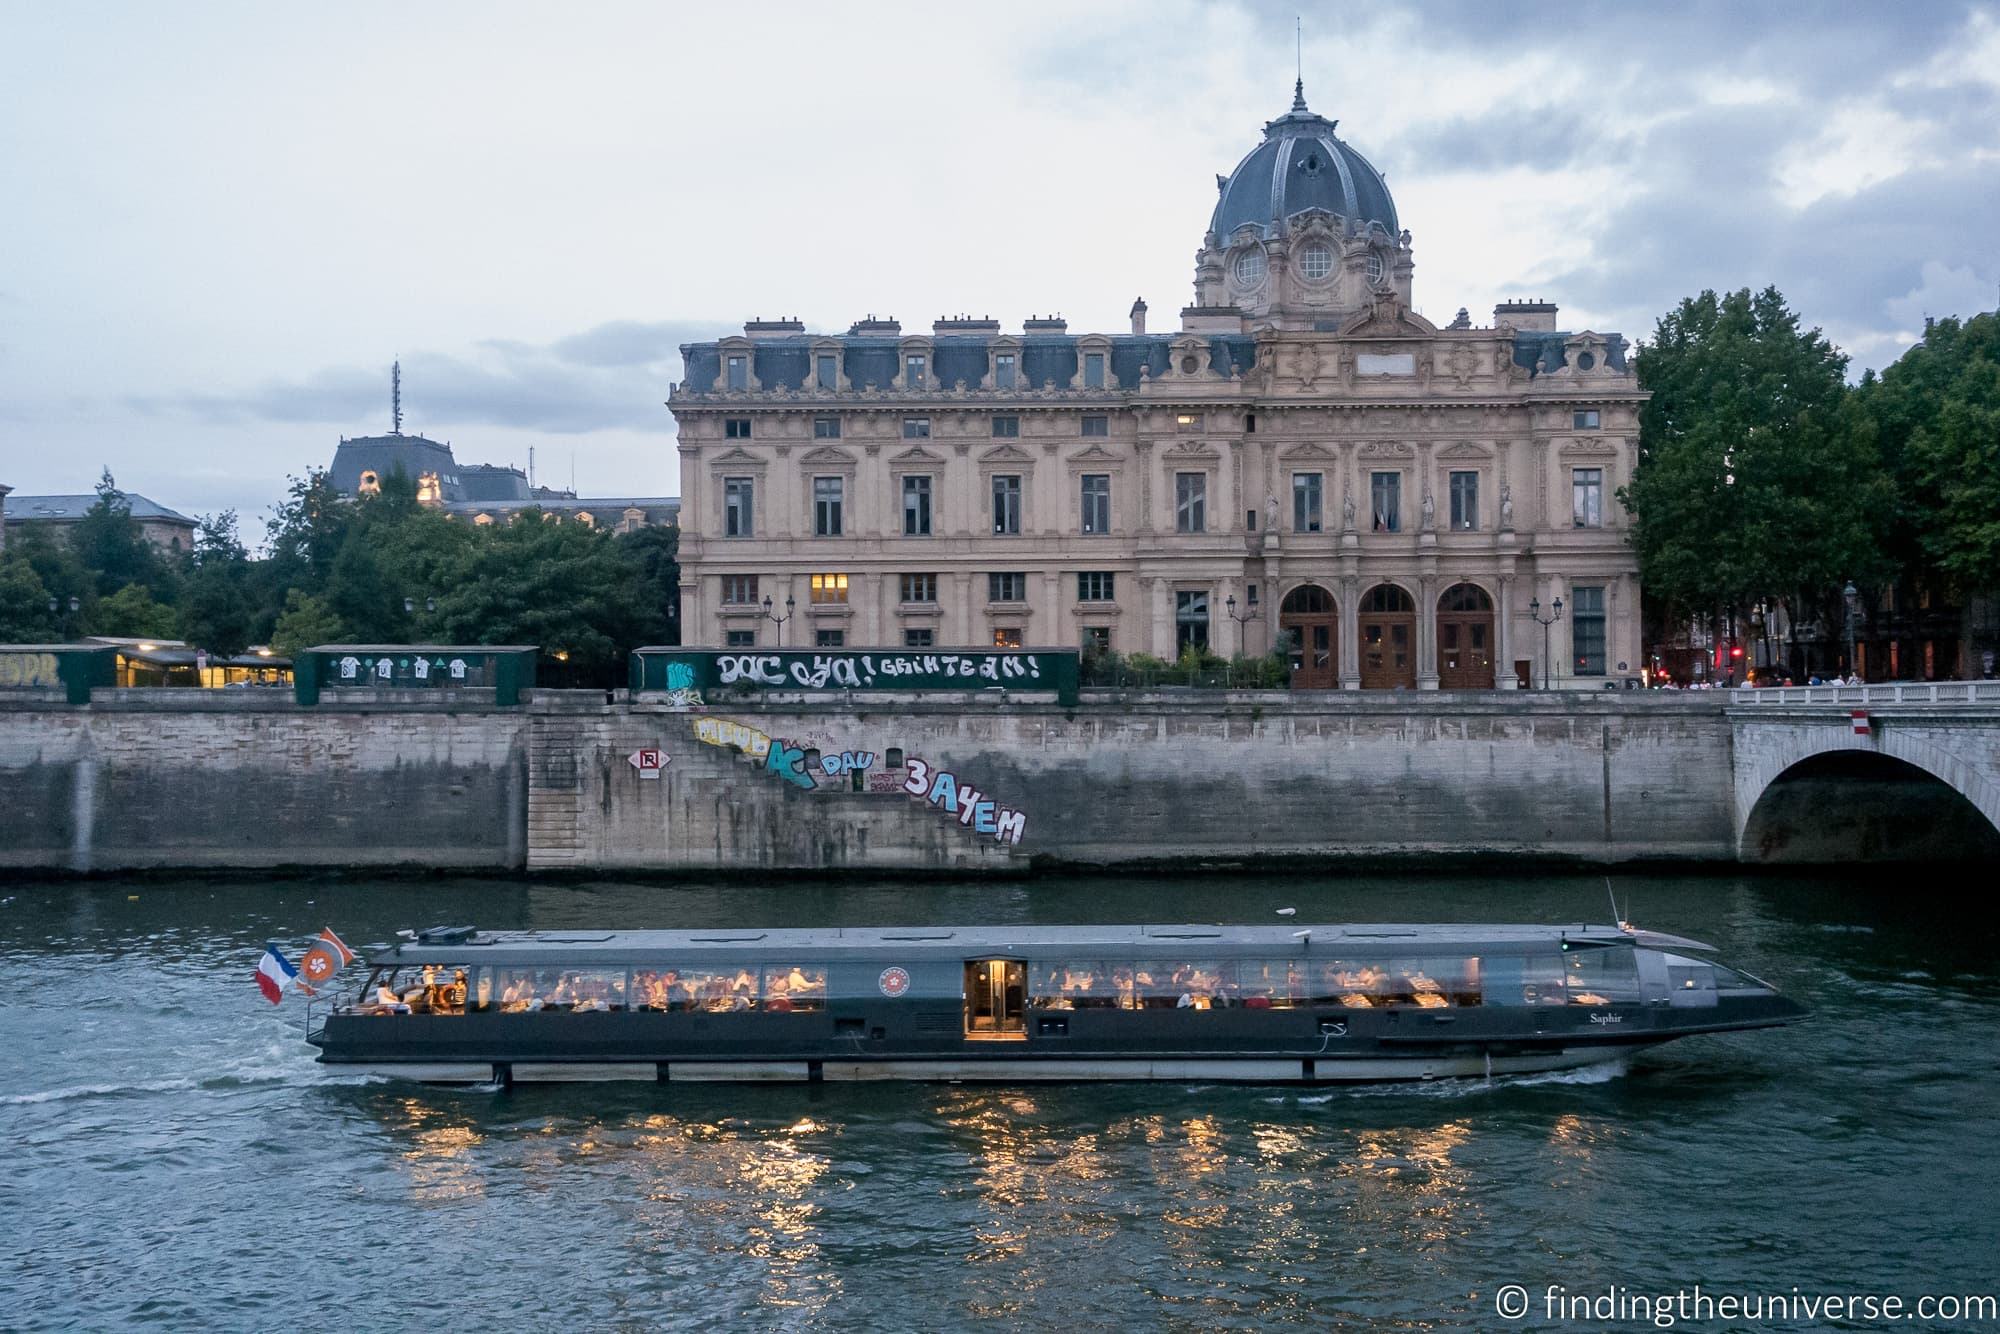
[
  {"left": 1370, "top": 471, "right": 1401, "bottom": 532},
  {"left": 904, "top": 628, "right": 935, "bottom": 648},
  {"left": 1084, "top": 352, "right": 1106, "bottom": 388},
  {"left": 726, "top": 355, "right": 747, "bottom": 390},
  {"left": 900, "top": 573, "right": 937, "bottom": 604},
  {"left": 1449, "top": 471, "right": 1479, "bottom": 531},
  {"left": 1077, "top": 572, "right": 1115, "bottom": 602},
  {"left": 992, "top": 475, "right": 1022, "bottom": 534},
  {"left": 813, "top": 416, "right": 841, "bottom": 439},
  {"left": 809, "top": 573, "right": 849, "bottom": 604},
  {"left": 815, "top": 353, "right": 837, "bottom": 389},
  {"left": 995, "top": 353, "right": 1016, "bottom": 389},
  {"left": 991, "top": 415, "right": 1020, "bottom": 437},
  {"left": 988, "top": 572, "right": 1026, "bottom": 602},
  {"left": 1572, "top": 468, "right": 1604, "bottom": 528},
  {"left": 1572, "top": 585, "right": 1606, "bottom": 676},
  {"left": 1176, "top": 591, "right": 1209, "bottom": 652},
  {"left": 902, "top": 475, "right": 932, "bottom": 536},
  {"left": 1080, "top": 415, "right": 1108, "bottom": 437},
  {"left": 813, "top": 476, "right": 843, "bottom": 537},
  {"left": 725, "top": 417, "right": 752, "bottom": 439},
  {"left": 1573, "top": 409, "right": 1601, "bottom": 429},
  {"left": 723, "top": 477, "right": 754, "bottom": 537},
  {"left": 905, "top": 354, "right": 926, "bottom": 388},
  {"left": 1175, "top": 473, "right": 1207, "bottom": 533},
  {"left": 902, "top": 417, "right": 931, "bottom": 439},
  {"left": 1292, "top": 472, "right": 1323, "bottom": 533},
  {"left": 1080, "top": 474, "right": 1110, "bottom": 534},
  {"left": 721, "top": 574, "right": 760, "bottom": 604}
]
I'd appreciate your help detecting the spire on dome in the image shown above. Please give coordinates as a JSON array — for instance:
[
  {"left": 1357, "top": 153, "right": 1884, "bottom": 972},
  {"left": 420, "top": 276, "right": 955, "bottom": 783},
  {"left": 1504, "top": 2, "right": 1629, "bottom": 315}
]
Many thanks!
[{"left": 1291, "top": 77, "right": 1307, "bottom": 113}]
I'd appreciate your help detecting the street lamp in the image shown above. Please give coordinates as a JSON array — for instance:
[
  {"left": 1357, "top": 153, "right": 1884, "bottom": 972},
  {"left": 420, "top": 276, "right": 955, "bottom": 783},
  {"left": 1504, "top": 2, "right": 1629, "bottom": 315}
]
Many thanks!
[
  {"left": 402, "top": 596, "right": 437, "bottom": 614},
  {"left": 1528, "top": 595, "right": 1563, "bottom": 690},
  {"left": 46, "top": 595, "right": 80, "bottom": 637},
  {"left": 1842, "top": 580, "right": 1860, "bottom": 681},
  {"left": 761, "top": 593, "right": 796, "bottom": 646},
  {"left": 1224, "top": 593, "right": 1261, "bottom": 655}
]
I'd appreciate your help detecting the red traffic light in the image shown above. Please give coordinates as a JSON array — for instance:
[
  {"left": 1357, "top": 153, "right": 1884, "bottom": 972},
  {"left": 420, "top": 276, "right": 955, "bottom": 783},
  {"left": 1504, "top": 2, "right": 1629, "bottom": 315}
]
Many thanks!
[{"left": 1729, "top": 645, "right": 1744, "bottom": 659}]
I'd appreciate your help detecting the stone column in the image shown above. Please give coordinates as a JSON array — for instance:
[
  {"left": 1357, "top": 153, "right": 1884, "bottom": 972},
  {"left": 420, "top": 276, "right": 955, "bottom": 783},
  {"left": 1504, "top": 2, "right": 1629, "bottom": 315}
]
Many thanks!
[
  {"left": 954, "top": 571, "right": 976, "bottom": 647},
  {"left": 1495, "top": 572, "right": 1517, "bottom": 689},
  {"left": 1042, "top": 570, "right": 1063, "bottom": 649},
  {"left": 1416, "top": 571, "right": 1440, "bottom": 690},
  {"left": 1339, "top": 573, "right": 1361, "bottom": 689}
]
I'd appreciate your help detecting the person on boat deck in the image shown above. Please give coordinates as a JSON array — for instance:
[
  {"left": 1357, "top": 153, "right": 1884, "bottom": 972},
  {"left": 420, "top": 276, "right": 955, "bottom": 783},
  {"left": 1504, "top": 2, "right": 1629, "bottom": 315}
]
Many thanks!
[
  {"left": 373, "top": 984, "right": 411, "bottom": 1014},
  {"left": 766, "top": 978, "right": 794, "bottom": 1012}
]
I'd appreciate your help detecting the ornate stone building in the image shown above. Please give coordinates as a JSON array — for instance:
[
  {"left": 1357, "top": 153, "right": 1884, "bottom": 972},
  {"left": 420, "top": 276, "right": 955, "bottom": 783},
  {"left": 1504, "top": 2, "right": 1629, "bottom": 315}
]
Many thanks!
[{"left": 670, "top": 82, "right": 1644, "bottom": 689}]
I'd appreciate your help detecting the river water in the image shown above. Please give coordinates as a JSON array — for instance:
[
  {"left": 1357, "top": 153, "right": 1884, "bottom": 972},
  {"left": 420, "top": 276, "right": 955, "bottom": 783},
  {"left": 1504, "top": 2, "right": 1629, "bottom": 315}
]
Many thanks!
[{"left": 1, "top": 872, "right": 1995, "bottom": 1331}]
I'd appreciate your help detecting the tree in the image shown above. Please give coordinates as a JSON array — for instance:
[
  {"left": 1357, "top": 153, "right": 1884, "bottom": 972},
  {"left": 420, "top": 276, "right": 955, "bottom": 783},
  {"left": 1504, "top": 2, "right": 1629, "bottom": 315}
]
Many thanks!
[
  {"left": 72, "top": 468, "right": 170, "bottom": 599},
  {"left": 613, "top": 523, "right": 681, "bottom": 645},
  {"left": 1621, "top": 287, "right": 1884, "bottom": 659},
  {"left": 0, "top": 552, "right": 58, "bottom": 642},
  {"left": 90, "top": 583, "right": 179, "bottom": 639},
  {"left": 269, "top": 589, "right": 345, "bottom": 658},
  {"left": 178, "top": 512, "right": 255, "bottom": 657}
]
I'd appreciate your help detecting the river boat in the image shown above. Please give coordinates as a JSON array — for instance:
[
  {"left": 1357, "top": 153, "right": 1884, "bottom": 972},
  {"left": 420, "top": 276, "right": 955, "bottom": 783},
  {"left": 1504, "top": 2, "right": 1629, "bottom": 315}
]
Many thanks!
[{"left": 306, "top": 922, "right": 1804, "bottom": 1084}]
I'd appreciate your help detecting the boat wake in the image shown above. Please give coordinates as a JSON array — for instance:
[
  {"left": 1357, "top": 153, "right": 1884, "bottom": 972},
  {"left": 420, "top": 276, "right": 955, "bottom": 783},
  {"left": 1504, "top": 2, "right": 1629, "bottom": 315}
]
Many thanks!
[{"left": 1265, "top": 1056, "right": 1635, "bottom": 1106}]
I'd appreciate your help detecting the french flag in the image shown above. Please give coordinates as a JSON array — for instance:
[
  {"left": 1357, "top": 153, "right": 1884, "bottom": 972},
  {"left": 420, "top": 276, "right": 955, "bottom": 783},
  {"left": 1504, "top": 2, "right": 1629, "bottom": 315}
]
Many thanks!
[{"left": 256, "top": 944, "right": 299, "bottom": 1005}]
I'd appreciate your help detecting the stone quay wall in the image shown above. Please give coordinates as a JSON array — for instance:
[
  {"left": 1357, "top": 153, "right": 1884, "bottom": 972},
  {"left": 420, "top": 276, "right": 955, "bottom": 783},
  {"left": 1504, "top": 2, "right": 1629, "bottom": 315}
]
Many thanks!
[{"left": 0, "top": 689, "right": 1739, "bottom": 874}]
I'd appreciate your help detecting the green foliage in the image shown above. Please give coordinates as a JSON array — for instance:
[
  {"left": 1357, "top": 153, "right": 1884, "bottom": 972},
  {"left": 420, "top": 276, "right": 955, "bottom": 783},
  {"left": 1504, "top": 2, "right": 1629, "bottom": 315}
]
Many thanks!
[
  {"left": 269, "top": 590, "right": 345, "bottom": 658},
  {"left": 72, "top": 469, "right": 173, "bottom": 600},
  {"left": 1623, "top": 288, "right": 1881, "bottom": 620},
  {"left": 0, "top": 552, "right": 58, "bottom": 642},
  {"left": 90, "top": 583, "right": 179, "bottom": 639}
]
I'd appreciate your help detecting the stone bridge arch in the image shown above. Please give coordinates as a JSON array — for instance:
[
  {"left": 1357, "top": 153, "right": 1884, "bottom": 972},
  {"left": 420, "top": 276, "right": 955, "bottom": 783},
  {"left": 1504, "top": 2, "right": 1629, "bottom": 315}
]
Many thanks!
[{"left": 1733, "top": 718, "right": 2000, "bottom": 862}]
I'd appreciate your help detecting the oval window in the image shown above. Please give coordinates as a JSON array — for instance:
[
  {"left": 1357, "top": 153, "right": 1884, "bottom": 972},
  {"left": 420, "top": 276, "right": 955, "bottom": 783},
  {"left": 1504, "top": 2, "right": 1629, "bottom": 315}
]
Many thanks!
[{"left": 1233, "top": 249, "right": 1267, "bottom": 287}]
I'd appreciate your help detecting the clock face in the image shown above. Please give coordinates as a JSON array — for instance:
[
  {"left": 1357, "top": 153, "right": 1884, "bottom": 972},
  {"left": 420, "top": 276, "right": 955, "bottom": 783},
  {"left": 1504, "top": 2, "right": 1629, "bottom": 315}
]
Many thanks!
[
  {"left": 1232, "top": 248, "right": 1267, "bottom": 288},
  {"left": 1299, "top": 244, "right": 1334, "bottom": 280}
]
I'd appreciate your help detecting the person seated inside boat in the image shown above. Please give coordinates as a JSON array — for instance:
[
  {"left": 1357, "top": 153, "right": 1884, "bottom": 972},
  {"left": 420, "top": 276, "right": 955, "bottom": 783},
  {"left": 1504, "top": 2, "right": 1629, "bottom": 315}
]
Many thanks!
[
  {"left": 1110, "top": 966, "right": 1139, "bottom": 1010},
  {"left": 634, "top": 970, "right": 681, "bottom": 1011},
  {"left": 369, "top": 983, "right": 412, "bottom": 1015},
  {"left": 499, "top": 974, "right": 545, "bottom": 1013},
  {"left": 765, "top": 979, "right": 794, "bottom": 1012},
  {"left": 770, "top": 966, "right": 825, "bottom": 1011}
]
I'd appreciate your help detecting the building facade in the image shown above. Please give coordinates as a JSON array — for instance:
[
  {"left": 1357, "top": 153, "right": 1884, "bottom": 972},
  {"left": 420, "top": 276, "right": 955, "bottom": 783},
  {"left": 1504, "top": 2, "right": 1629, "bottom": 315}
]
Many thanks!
[
  {"left": 3, "top": 490, "right": 198, "bottom": 553},
  {"left": 670, "top": 83, "right": 1645, "bottom": 689},
  {"left": 329, "top": 432, "right": 677, "bottom": 534}
]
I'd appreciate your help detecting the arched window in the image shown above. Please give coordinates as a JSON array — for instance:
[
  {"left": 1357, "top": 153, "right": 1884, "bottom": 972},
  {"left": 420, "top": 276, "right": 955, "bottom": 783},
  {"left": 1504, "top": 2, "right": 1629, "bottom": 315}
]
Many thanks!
[{"left": 1362, "top": 584, "right": 1414, "bottom": 613}]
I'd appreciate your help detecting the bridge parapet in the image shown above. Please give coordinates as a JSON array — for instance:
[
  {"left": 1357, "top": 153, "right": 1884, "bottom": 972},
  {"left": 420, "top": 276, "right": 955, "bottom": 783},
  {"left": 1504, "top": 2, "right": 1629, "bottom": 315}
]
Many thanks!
[{"left": 1732, "top": 680, "right": 2000, "bottom": 708}]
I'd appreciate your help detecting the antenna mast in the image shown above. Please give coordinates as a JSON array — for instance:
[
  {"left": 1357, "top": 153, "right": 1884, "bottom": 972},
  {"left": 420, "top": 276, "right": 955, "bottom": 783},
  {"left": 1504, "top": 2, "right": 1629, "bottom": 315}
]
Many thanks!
[{"left": 391, "top": 361, "right": 403, "bottom": 436}]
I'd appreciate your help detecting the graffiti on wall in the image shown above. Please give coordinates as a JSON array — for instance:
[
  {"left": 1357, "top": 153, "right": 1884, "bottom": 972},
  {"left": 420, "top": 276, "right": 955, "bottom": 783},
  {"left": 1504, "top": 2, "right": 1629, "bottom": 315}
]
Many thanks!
[
  {"left": 715, "top": 651, "right": 1045, "bottom": 691},
  {"left": 664, "top": 662, "right": 704, "bottom": 710},
  {"left": 693, "top": 715, "right": 771, "bottom": 757},
  {"left": 0, "top": 652, "right": 61, "bottom": 690},
  {"left": 903, "top": 756, "right": 1028, "bottom": 844},
  {"left": 690, "top": 716, "right": 1027, "bottom": 844}
]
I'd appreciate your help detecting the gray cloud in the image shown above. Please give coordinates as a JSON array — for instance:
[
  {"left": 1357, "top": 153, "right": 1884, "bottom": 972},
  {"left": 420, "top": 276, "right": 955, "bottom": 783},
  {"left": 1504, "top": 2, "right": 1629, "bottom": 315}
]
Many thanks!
[
  {"left": 1387, "top": 107, "right": 1625, "bottom": 174},
  {"left": 128, "top": 322, "right": 728, "bottom": 435}
]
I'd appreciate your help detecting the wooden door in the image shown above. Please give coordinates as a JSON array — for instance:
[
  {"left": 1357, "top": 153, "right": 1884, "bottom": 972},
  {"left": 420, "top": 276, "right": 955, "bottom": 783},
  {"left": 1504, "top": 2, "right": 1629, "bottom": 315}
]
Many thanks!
[
  {"left": 1358, "top": 584, "right": 1416, "bottom": 689},
  {"left": 1436, "top": 582, "right": 1495, "bottom": 688},
  {"left": 1280, "top": 585, "right": 1338, "bottom": 688}
]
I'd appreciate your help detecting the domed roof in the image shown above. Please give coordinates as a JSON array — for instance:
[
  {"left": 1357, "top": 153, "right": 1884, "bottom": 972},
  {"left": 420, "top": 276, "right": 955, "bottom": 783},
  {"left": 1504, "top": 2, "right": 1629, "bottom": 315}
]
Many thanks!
[{"left": 1209, "top": 81, "right": 1398, "bottom": 241}]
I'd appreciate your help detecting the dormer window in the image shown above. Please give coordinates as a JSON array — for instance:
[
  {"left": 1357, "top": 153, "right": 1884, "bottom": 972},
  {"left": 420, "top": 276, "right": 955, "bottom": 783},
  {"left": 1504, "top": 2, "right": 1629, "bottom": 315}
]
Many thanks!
[
  {"left": 905, "top": 354, "right": 927, "bottom": 387},
  {"left": 1364, "top": 254, "right": 1385, "bottom": 283},
  {"left": 1084, "top": 352, "right": 1105, "bottom": 388},
  {"left": 726, "top": 355, "right": 747, "bottom": 390},
  {"left": 995, "top": 353, "right": 1016, "bottom": 389}
]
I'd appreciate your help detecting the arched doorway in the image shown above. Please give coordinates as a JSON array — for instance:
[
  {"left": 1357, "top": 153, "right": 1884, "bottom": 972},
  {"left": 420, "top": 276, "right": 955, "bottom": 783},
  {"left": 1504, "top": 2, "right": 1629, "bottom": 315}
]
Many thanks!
[
  {"left": 1280, "top": 584, "right": 1338, "bottom": 688},
  {"left": 1437, "top": 582, "right": 1495, "bottom": 689},
  {"left": 1358, "top": 584, "right": 1416, "bottom": 689}
]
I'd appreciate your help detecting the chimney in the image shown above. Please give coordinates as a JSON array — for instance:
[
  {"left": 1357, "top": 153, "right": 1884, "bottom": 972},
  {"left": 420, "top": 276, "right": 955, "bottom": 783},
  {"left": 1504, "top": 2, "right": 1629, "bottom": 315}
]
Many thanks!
[
  {"left": 744, "top": 316, "right": 805, "bottom": 339},
  {"left": 1023, "top": 315, "right": 1068, "bottom": 334},
  {"left": 1492, "top": 299, "right": 1559, "bottom": 332},
  {"left": 1130, "top": 297, "right": 1148, "bottom": 335},
  {"left": 848, "top": 315, "right": 902, "bottom": 336}
]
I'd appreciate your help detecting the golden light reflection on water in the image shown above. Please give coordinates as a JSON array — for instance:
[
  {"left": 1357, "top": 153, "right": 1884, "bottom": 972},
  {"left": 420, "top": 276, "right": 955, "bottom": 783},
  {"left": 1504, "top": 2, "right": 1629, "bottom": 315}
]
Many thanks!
[{"left": 391, "top": 1097, "right": 487, "bottom": 1203}]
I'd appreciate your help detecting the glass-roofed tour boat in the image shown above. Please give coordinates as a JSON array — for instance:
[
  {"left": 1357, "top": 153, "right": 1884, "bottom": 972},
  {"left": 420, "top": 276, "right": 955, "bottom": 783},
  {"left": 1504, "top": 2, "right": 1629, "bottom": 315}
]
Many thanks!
[{"left": 307, "top": 921, "right": 1804, "bottom": 1084}]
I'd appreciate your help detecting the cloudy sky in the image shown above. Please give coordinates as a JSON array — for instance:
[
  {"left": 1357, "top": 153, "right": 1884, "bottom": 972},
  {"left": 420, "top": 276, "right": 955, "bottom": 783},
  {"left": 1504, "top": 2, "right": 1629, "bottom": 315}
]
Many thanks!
[{"left": 4, "top": 2, "right": 1996, "bottom": 527}]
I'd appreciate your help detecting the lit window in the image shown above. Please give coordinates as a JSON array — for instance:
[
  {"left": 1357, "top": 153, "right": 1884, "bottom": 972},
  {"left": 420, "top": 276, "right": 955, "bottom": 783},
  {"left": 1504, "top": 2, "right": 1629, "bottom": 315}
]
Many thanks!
[
  {"left": 1080, "top": 415, "right": 1108, "bottom": 437},
  {"left": 1175, "top": 412, "right": 1201, "bottom": 431},
  {"left": 993, "top": 627, "right": 1023, "bottom": 649},
  {"left": 357, "top": 470, "right": 380, "bottom": 495},
  {"left": 900, "top": 572, "right": 937, "bottom": 604},
  {"left": 1083, "top": 353, "right": 1106, "bottom": 388},
  {"left": 991, "top": 415, "right": 1019, "bottom": 437},
  {"left": 813, "top": 416, "right": 841, "bottom": 438},
  {"left": 472, "top": 512, "right": 494, "bottom": 526},
  {"left": 995, "top": 353, "right": 1016, "bottom": 388},
  {"left": 574, "top": 511, "right": 594, "bottom": 527},
  {"left": 988, "top": 572, "right": 1026, "bottom": 602},
  {"left": 1077, "top": 572, "right": 1115, "bottom": 602},
  {"left": 809, "top": 573, "right": 849, "bottom": 604},
  {"left": 725, "top": 418, "right": 752, "bottom": 439},
  {"left": 902, "top": 417, "right": 930, "bottom": 439},
  {"left": 991, "top": 475, "right": 1022, "bottom": 535},
  {"left": 1175, "top": 473, "right": 1206, "bottom": 533},
  {"left": 905, "top": 354, "right": 926, "bottom": 387}
]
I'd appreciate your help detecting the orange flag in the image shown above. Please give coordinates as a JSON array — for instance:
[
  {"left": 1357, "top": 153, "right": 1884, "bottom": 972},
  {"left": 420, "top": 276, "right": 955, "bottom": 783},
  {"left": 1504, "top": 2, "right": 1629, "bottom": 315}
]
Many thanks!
[{"left": 299, "top": 928, "right": 357, "bottom": 990}]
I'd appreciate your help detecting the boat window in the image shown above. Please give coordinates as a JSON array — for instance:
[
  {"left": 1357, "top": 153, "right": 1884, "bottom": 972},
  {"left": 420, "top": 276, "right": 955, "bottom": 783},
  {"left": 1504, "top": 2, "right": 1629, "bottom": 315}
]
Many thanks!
[
  {"left": 762, "top": 965, "right": 827, "bottom": 1012},
  {"left": 1031, "top": 961, "right": 1109, "bottom": 1009},
  {"left": 1664, "top": 954, "right": 1715, "bottom": 993},
  {"left": 359, "top": 963, "right": 470, "bottom": 1015},
  {"left": 1236, "top": 959, "right": 1303, "bottom": 1008},
  {"left": 1563, "top": 945, "right": 1643, "bottom": 1004},
  {"left": 682, "top": 967, "right": 764, "bottom": 1012},
  {"left": 1479, "top": 954, "right": 1570, "bottom": 1005},
  {"left": 491, "top": 967, "right": 626, "bottom": 1013},
  {"left": 1308, "top": 958, "right": 1480, "bottom": 1008},
  {"left": 632, "top": 968, "right": 693, "bottom": 1011}
]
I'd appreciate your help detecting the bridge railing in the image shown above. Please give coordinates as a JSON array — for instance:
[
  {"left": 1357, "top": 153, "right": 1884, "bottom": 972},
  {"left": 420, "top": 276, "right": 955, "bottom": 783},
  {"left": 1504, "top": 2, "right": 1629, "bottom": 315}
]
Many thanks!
[{"left": 1731, "top": 680, "right": 2000, "bottom": 706}]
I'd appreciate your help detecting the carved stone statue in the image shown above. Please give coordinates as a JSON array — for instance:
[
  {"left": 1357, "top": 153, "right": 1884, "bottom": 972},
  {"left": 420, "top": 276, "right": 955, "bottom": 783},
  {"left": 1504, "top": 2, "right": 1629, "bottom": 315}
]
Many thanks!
[
  {"left": 1499, "top": 484, "right": 1515, "bottom": 529},
  {"left": 1264, "top": 493, "right": 1280, "bottom": 534},
  {"left": 1420, "top": 491, "right": 1436, "bottom": 530},
  {"left": 1342, "top": 490, "right": 1357, "bottom": 531}
]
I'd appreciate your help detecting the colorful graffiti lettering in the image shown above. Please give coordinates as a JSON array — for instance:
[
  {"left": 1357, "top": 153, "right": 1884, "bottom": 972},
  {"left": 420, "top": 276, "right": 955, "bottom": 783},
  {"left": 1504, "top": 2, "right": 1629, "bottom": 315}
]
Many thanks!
[
  {"left": 818, "top": 750, "right": 875, "bottom": 779},
  {"left": 713, "top": 651, "right": 1044, "bottom": 691},
  {"left": 901, "top": 756, "right": 1027, "bottom": 845},
  {"left": 765, "top": 739, "right": 816, "bottom": 790},
  {"left": 0, "top": 652, "right": 62, "bottom": 690},
  {"left": 664, "top": 662, "right": 704, "bottom": 710},
  {"left": 716, "top": 655, "right": 786, "bottom": 686},
  {"left": 692, "top": 716, "right": 772, "bottom": 757}
]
